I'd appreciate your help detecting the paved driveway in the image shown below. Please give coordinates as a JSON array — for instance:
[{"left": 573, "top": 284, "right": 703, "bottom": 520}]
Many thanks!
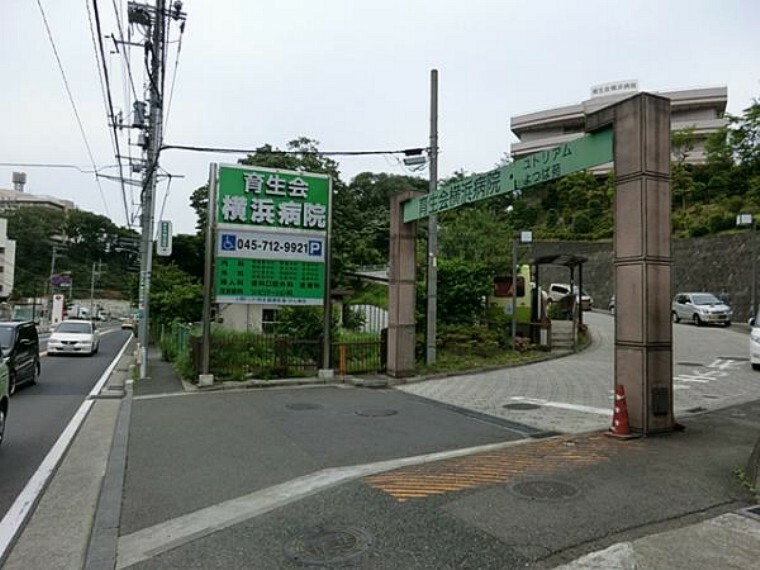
[{"left": 399, "top": 312, "right": 760, "bottom": 434}]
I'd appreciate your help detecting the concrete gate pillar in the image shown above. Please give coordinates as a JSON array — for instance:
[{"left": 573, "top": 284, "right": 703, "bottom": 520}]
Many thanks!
[
  {"left": 387, "top": 191, "right": 423, "bottom": 378},
  {"left": 587, "top": 93, "right": 675, "bottom": 434}
]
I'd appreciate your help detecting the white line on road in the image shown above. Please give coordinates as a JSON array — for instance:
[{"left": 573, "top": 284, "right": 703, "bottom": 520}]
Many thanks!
[
  {"left": 510, "top": 396, "right": 612, "bottom": 417},
  {"left": 0, "top": 337, "right": 132, "bottom": 563},
  {"left": 116, "top": 437, "right": 537, "bottom": 569}
]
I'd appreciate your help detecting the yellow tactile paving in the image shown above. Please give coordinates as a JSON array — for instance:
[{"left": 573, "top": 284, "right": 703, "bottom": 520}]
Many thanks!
[{"left": 364, "top": 434, "right": 644, "bottom": 502}]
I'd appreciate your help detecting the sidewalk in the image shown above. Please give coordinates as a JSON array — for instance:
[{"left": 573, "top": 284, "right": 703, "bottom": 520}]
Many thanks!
[{"left": 4, "top": 335, "right": 760, "bottom": 568}]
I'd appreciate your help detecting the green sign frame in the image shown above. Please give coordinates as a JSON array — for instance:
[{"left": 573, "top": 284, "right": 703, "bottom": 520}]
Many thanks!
[
  {"left": 213, "top": 164, "right": 331, "bottom": 305},
  {"left": 403, "top": 127, "right": 613, "bottom": 222}
]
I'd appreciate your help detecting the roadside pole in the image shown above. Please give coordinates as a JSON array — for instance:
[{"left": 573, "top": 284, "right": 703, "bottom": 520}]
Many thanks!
[
  {"left": 138, "top": 0, "right": 166, "bottom": 379},
  {"left": 426, "top": 68, "right": 438, "bottom": 365},
  {"left": 200, "top": 163, "right": 217, "bottom": 381}
]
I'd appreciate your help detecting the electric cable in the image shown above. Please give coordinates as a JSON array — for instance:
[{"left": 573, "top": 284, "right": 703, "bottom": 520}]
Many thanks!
[
  {"left": 35, "top": 0, "right": 110, "bottom": 216},
  {"left": 89, "top": 0, "right": 129, "bottom": 226},
  {"left": 160, "top": 144, "right": 429, "bottom": 156}
]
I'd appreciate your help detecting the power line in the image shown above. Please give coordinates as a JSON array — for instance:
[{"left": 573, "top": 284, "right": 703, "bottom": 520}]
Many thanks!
[
  {"left": 160, "top": 144, "right": 429, "bottom": 156},
  {"left": 155, "top": 174, "right": 173, "bottom": 239},
  {"left": 110, "top": 0, "right": 139, "bottom": 101},
  {"left": 89, "top": 0, "right": 129, "bottom": 227},
  {"left": 35, "top": 0, "right": 110, "bottom": 215},
  {"left": 163, "top": 21, "right": 185, "bottom": 135},
  {"left": 0, "top": 162, "right": 116, "bottom": 173}
]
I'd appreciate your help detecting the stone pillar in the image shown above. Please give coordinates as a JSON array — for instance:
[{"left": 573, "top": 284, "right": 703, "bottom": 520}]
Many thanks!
[
  {"left": 387, "top": 191, "right": 423, "bottom": 378},
  {"left": 587, "top": 93, "right": 675, "bottom": 434}
]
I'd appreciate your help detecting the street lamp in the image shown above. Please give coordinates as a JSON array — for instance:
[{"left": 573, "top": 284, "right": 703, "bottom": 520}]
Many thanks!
[{"left": 512, "top": 230, "right": 533, "bottom": 349}]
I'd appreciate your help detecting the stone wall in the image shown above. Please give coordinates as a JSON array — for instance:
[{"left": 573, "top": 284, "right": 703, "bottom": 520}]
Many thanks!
[{"left": 529, "top": 233, "right": 755, "bottom": 321}]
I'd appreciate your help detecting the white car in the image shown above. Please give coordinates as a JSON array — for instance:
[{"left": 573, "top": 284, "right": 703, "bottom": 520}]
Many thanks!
[
  {"left": 47, "top": 320, "right": 100, "bottom": 356},
  {"left": 547, "top": 283, "right": 594, "bottom": 311},
  {"left": 671, "top": 292, "right": 732, "bottom": 327},
  {"left": 750, "top": 312, "right": 760, "bottom": 371}
]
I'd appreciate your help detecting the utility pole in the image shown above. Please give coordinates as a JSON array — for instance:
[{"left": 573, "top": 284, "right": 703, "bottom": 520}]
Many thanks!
[
  {"left": 89, "top": 260, "right": 103, "bottom": 320},
  {"left": 426, "top": 69, "right": 438, "bottom": 365},
  {"left": 137, "top": 0, "right": 167, "bottom": 379}
]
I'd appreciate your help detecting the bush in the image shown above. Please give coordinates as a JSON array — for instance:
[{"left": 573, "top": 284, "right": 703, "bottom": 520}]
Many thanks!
[{"left": 438, "top": 324, "right": 502, "bottom": 357}]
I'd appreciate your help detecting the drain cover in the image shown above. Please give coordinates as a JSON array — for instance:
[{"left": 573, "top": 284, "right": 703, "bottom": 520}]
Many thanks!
[
  {"left": 355, "top": 409, "right": 398, "bottom": 417},
  {"left": 701, "top": 395, "right": 719, "bottom": 400},
  {"left": 676, "top": 362, "right": 704, "bottom": 367},
  {"left": 286, "top": 403, "right": 323, "bottom": 411},
  {"left": 503, "top": 403, "right": 541, "bottom": 411},
  {"left": 284, "top": 526, "right": 373, "bottom": 565},
  {"left": 686, "top": 406, "right": 707, "bottom": 413},
  {"left": 512, "top": 480, "right": 579, "bottom": 501}
]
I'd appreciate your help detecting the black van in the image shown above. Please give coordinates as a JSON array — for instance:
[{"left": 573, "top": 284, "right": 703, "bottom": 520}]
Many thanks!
[{"left": 0, "top": 321, "right": 41, "bottom": 395}]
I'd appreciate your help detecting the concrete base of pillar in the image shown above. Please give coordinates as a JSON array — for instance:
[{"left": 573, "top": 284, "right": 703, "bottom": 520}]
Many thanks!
[
  {"left": 198, "top": 373, "right": 214, "bottom": 387},
  {"left": 318, "top": 369, "right": 334, "bottom": 381}
]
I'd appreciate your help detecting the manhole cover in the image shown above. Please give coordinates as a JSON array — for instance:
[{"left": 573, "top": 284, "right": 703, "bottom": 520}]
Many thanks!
[
  {"left": 355, "top": 409, "right": 398, "bottom": 417},
  {"left": 286, "top": 403, "right": 323, "bottom": 411},
  {"left": 503, "top": 403, "right": 541, "bottom": 411},
  {"left": 512, "top": 480, "right": 579, "bottom": 501},
  {"left": 686, "top": 406, "right": 707, "bottom": 413},
  {"left": 284, "top": 526, "right": 373, "bottom": 565},
  {"left": 676, "top": 362, "right": 704, "bottom": 367}
]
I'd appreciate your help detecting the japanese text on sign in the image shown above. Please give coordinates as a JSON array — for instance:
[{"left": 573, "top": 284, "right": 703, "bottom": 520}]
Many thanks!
[{"left": 403, "top": 127, "right": 613, "bottom": 222}]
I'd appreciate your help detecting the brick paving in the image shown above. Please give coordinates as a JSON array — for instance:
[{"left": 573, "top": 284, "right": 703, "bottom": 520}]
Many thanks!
[{"left": 398, "top": 312, "right": 760, "bottom": 434}]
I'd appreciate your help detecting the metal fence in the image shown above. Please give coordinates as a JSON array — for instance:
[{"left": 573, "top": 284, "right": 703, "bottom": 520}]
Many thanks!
[
  {"left": 159, "top": 321, "right": 194, "bottom": 361},
  {"left": 176, "top": 330, "right": 385, "bottom": 381},
  {"left": 333, "top": 332, "right": 385, "bottom": 375}
]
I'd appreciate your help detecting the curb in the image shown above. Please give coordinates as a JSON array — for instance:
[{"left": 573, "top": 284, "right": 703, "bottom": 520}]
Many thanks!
[
  {"left": 180, "top": 332, "right": 592, "bottom": 392},
  {"left": 2, "top": 341, "right": 135, "bottom": 570}
]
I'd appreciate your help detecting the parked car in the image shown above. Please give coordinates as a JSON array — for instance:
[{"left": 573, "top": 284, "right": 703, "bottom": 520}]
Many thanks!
[
  {"left": 0, "top": 321, "right": 41, "bottom": 395},
  {"left": 671, "top": 292, "right": 732, "bottom": 327},
  {"left": 120, "top": 316, "right": 135, "bottom": 330},
  {"left": 0, "top": 360, "right": 8, "bottom": 445},
  {"left": 750, "top": 310, "right": 760, "bottom": 371},
  {"left": 548, "top": 283, "right": 594, "bottom": 311},
  {"left": 47, "top": 319, "right": 100, "bottom": 356}
]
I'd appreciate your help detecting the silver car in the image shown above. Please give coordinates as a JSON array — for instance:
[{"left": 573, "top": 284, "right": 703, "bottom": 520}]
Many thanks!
[{"left": 672, "top": 292, "right": 732, "bottom": 327}]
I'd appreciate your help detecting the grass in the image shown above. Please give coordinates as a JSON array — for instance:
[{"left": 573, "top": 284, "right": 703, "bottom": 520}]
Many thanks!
[
  {"left": 416, "top": 347, "right": 551, "bottom": 376},
  {"left": 735, "top": 467, "right": 760, "bottom": 501}
]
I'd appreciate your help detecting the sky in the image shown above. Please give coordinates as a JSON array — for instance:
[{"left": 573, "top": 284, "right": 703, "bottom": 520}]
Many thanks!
[{"left": 1, "top": 0, "right": 759, "bottom": 236}]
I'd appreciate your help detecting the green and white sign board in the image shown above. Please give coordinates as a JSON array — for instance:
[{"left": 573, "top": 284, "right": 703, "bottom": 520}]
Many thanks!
[
  {"left": 157, "top": 220, "right": 172, "bottom": 256},
  {"left": 403, "top": 127, "right": 613, "bottom": 222},
  {"left": 214, "top": 164, "right": 331, "bottom": 305}
]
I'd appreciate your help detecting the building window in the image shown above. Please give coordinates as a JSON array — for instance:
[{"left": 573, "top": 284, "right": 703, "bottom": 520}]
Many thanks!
[{"left": 262, "top": 308, "right": 279, "bottom": 333}]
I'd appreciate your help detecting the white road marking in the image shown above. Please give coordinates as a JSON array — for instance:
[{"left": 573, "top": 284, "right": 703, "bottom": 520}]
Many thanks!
[
  {"left": 510, "top": 396, "right": 612, "bottom": 417},
  {"left": 116, "top": 437, "right": 536, "bottom": 569},
  {"left": 0, "top": 337, "right": 132, "bottom": 563}
]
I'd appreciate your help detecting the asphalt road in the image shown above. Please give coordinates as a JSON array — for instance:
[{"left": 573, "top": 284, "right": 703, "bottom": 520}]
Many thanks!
[
  {"left": 113, "top": 314, "right": 760, "bottom": 569},
  {"left": 0, "top": 327, "right": 132, "bottom": 520}
]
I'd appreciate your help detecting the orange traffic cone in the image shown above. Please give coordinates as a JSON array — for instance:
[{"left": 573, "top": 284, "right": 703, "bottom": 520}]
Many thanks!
[{"left": 606, "top": 385, "right": 641, "bottom": 439}]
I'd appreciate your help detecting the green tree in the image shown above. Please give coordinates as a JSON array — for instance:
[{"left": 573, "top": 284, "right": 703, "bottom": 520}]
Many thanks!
[
  {"left": 149, "top": 263, "right": 203, "bottom": 325},
  {"left": 4, "top": 208, "right": 66, "bottom": 297},
  {"left": 435, "top": 259, "right": 491, "bottom": 326}
]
